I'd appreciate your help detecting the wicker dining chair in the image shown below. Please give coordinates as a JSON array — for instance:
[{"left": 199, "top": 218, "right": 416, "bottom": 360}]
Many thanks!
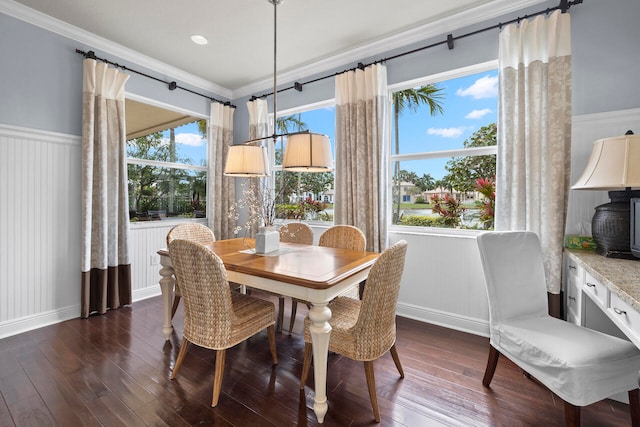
[
  {"left": 299, "top": 240, "right": 408, "bottom": 423},
  {"left": 279, "top": 223, "right": 315, "bottom": 334},
  {"left": 321, "top": 224, "right": 368, "bottom": 298},
  {"left": 168, "top": 239, "right": 278, "bottom": 407},
  {"left": 318, "top": 224, "right": 366, "bottom": 252},
  {"left": 166, "top": 223, "right": 215, "bottom": 319}
]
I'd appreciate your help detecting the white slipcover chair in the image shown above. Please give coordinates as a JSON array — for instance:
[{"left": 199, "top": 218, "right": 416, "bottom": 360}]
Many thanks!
[{"left": 476, "top": 231, "right": 640, "bottom": 427}]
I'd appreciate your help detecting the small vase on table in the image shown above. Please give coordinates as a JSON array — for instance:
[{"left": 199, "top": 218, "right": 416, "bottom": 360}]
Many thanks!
[{"left": 255, "top": 226, "right": 279, "bottom": 254}]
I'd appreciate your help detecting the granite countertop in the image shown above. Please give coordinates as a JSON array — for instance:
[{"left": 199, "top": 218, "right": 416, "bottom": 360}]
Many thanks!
[{"left": 565, "top": 248, "right": 640, "bottom": 312}]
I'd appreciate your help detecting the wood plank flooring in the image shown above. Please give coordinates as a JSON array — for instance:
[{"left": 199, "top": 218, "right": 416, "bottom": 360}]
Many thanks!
[{"left": 0, "top": 293, "right": 634, "bottom": 426}]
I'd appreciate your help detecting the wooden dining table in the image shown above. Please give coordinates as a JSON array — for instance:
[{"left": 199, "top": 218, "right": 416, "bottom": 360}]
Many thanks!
[{"left": 157, "top": 237, "right": 379, "bottom": 423}]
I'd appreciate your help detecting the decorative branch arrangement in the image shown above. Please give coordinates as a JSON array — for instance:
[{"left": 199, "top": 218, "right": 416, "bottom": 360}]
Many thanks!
[{"left": 229, "top": 180, "right": 279, "bottom": 236}]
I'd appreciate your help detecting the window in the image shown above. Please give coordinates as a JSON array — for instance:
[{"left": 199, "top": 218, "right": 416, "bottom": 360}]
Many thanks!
[
  {"left": 271, "top": 100, "right": 336, "bottom": 223},
  {"left": 126, "top": 99, "right": 207, "bottom": 221},
  {"left": 390, "top": 61, "right": 498, "bottom": 230}
]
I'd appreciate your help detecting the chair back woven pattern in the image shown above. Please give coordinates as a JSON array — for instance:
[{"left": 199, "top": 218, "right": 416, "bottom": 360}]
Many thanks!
[
  {"left": 279, "top": 223, "right": 314, "bottom": 245},
  {"left": 166, "top": 223, "right": 215, "bottom": 246},
  {"left": 168, "top": 239, "right": 238, "bottom": 348},
  {"left": 352, "top": 240, "right": 407, "bottom": 359},
  {"left": 319, "top": 225, "right": 366, "bottom": 252},
  {"left": 305, "top": 241, "right": 407, "bottom": 360}
]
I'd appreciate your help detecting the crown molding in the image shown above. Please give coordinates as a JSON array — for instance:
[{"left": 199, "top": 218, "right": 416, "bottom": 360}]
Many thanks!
[
  {"left": 0, "top": 0, "right": 233, "bottom": 100},
  {"left": 232, "top": 0, "right": 548, "bottom": 99}
]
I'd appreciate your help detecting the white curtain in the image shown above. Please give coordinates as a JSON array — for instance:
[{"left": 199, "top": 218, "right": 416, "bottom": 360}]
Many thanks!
[
  {"left": 80, "top": 58, "right": 131, "bottom": 318},
  {"left": 248, "top": 98, "right": 270, "bottom": 141},
  {"left": 334, "top": 64, "right": 390, "bottom": 253},
  {"left": 208, "top": 102, "right": 235, "bottom": 240},
  {"left": 495, "top": 10, "right": 572, "bottom": 296}
]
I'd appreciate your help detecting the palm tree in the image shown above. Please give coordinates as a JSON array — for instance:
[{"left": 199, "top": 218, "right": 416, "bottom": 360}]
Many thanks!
[
  {"left": 392, "top": 85, "right": 445, "bottom": 222},
  {"left": 275, "top": 115, "right": 307, "bottom": 204}
]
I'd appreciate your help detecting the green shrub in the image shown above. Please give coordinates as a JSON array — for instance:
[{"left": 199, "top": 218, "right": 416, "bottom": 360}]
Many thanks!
[{"left": 399, "top": 215, "right": 451, "bottom": 227}]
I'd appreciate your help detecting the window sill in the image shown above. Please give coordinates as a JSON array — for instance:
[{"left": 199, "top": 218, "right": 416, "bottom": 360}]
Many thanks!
[
  {"left": 130, "top": 217, "right": 207, "bottom": 230},
  {"left": 390, "top": 224, "right": 489, "bottom": 239}
]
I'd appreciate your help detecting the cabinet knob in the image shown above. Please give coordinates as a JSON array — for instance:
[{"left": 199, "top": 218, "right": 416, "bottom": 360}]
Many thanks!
[
  {"left": 568, "top": 296, "right": 576, "bottom": 302},
  {"left": 586, "top": 282, "right": 596, "bottom": 288},
  {"left": 613, "top": 307, "right": 627, "bottom": 316},
  {"left": 569, "top": 265, "right": 576, "bottom": 270}
]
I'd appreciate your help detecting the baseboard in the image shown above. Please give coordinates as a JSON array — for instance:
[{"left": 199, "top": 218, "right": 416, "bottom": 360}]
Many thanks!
[
  {"left": 397, "top": 301, "right": 490, "bottom": 338},
  {"left": 0, "top": 305, "right": 80, "bottom": 340},
  {"left": 0, "top": 286, "right": 162, "bottom": 340},
  {"left": 132, "top": 284, "right": 162, "bottom": 301}
]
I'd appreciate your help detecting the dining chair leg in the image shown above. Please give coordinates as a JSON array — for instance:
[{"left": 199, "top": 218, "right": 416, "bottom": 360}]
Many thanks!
[
  {"left": 563, "top": 400, "right": 580, "bottom": 427},
  {"left": 389, "top": 344, "right": 404, "bottom": 378},
  {"left": 629, "top": 388, "right": 640, "bottom": 427},
  {"left": 170, "top": 295, "right": 181, "bottom": 319},
  {"left": 267, "top": 325, "right": 278, "bottom": 364},
  {"left": 170, "top": 338, "right": 190, "bottom": 379},
  {"left": 288, "top": 299, "right": 298, "bottom": 334},
  {"left": 300, "top": 342, "right": 312, "bottom": 389},
  {"left": 212, "top": 349, "right": 227, "bottom": 407},
  {"left": 277, "top": 297, "right": 285, "bottom": 332},
  {"left": 363, "top": 361, "right": 380, "bottom": 423},
  {"left": 482, "top": 345, "right": 500, "bottom": 387}
]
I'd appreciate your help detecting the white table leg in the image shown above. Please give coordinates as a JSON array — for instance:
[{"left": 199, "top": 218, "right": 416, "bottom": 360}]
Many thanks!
[
  {"left": 158, "top": 260, "right": 175, "bottom": 340},
  {"left": 308, "top": 302, "right": 332, "bottom": 423}
]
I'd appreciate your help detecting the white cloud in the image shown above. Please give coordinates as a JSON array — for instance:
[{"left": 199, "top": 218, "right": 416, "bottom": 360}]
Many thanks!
[
  {"left": 456, "top": 75, "right": 498, "bottom": 99},
  {"left": 175, "top": 133, "right": 205, "bottom": 147},
  {"left": 427, "top": 127, "right": 468, "bottom": 138},
  {"left": 465, "top": 108, "right": 493, "bottom": 119}
]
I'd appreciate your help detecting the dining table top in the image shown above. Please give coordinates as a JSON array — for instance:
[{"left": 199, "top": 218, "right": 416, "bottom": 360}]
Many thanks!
[{"left": 158, "top": 237, "right": 379, "bottom": 290}]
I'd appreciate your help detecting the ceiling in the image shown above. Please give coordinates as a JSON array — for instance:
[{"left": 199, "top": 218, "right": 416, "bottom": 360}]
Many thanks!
[{"left": 8, "top": 0, "right": 541, "bottom": 97}]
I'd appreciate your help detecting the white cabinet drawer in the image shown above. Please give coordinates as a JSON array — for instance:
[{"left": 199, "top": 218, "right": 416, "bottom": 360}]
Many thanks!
[
  {"left": 609, "top": 293, "right": 640, "bottom": 347},
  {"left": 583, "top": 272, "right": 608, "bottom": 308},
  {"left": 564, "top": 258, "right": 583, "bottom": 323}
]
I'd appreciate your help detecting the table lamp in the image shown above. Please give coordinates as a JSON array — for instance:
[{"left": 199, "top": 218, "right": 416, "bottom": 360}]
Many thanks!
[{"left": 572, "top": 131, "right": 640, "bottom": 258}]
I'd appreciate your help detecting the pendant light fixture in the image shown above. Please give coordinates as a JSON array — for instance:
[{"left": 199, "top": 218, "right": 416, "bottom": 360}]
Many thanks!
[{"left": 224, "top": 0, "right": 332, "bottom": 177}]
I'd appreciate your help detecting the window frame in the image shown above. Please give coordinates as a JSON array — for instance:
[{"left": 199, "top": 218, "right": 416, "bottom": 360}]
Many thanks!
[
  {"left": 387, "top": 60, "right": 498, "bottom": 235},
  {"left": 125, "top": 94, "right": 209, "bottom": 224},
  {"left": 270, "top": 98, "right": 336, "bottom": 225}
]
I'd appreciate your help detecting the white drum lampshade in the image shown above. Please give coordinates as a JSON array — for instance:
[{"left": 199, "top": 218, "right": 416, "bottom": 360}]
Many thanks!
[
  {"left": 223, "top": 145, "right": 270, "bottom": 177},
  {"left": 282, "top": 132, "right": 333, "bottom": 172}
]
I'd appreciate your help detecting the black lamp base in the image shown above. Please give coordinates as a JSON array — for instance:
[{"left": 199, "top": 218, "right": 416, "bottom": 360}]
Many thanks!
[{"left": 592, "top": 189, "right": 640, "bottom": 259}]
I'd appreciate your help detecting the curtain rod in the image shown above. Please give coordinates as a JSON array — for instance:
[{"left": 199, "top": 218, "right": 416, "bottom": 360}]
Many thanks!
[
  {"left": 250, "top": 0, "right": 582, "bottom": 101},
  {"left": 75, "top": 49, "right": 236, "bottom": 108}
]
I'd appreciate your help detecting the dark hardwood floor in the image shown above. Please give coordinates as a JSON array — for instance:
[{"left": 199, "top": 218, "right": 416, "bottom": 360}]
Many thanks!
[{"left": 0, "top": 293, "right": 634, "bottom": 426}]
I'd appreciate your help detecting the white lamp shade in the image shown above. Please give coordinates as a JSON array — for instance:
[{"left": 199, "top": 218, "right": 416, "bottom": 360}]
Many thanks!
[
  {"left": 224, "top": 145, "right": 270, "bottom": 177},
  {"left": 282, "top": 132, "right": 333, "bottom": 172},
  {"left": 572, "top": 135, "right": 640, "bottom": 190}
]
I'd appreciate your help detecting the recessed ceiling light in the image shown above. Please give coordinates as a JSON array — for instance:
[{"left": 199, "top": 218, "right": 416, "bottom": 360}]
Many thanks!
[{"left": 190, "top": 34, "right": 208, "bottom": 45}]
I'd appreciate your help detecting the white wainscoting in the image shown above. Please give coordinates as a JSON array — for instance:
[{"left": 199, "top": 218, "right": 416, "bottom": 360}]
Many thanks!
[{"left": 0, "top": 124, "right": 82, "bottom": 338}]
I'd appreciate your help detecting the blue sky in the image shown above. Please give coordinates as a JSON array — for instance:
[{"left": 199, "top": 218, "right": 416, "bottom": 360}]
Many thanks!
[
  {"left": 169, "top": 69, "right": 497, "bottom": 180},
  {"left": 394, "top": 70, "right": 498, "bottom": 179}
]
